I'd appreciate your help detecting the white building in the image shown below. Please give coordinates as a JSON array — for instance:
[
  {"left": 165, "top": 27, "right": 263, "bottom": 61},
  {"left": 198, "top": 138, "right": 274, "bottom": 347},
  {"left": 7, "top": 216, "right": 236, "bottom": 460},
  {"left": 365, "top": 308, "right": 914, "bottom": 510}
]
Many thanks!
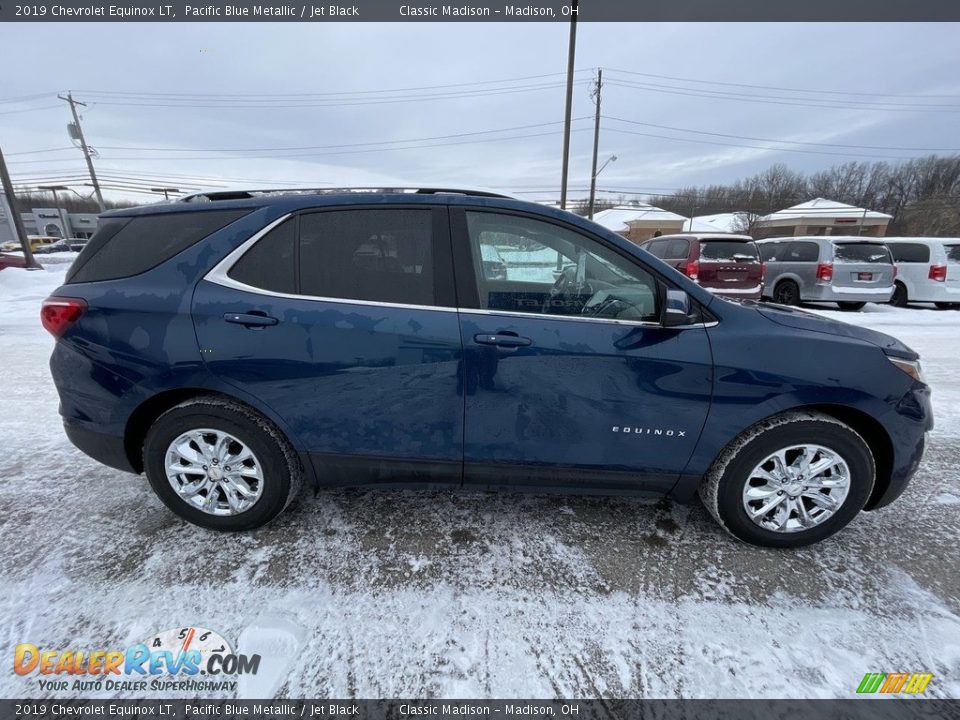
[{"left": 755, "top": 198, "right": 892, "bottom": 238}]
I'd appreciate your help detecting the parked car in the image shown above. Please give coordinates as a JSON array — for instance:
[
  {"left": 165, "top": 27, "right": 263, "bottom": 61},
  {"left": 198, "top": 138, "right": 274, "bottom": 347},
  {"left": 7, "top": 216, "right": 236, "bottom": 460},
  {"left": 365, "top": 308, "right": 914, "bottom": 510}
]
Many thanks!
[
  {"left": 27, "top": 235, "right": 62, "bottom": 252},
  {"left": 757, "top": 236, "right": 895, "bottom": 310},
  {"left": 0, "top": 252, "right": 41, "bottom": 271},
  {"left": 32, "top": 240, "right": 72, "bottom": 255},
  {"left": 68, "top": 238, "right": 90, "bottom": 253},
  {"left": 479, "top": 243, "right": 508, "bottom": 280},
  {"left": 639, "top": 234, "right": 763, "bottom": 301},
  {"left": 883, "top": 237, "right": 960, "bottom": 310},
  {"left": 43, "top": 188, "right": 931, "bottom": 547}
]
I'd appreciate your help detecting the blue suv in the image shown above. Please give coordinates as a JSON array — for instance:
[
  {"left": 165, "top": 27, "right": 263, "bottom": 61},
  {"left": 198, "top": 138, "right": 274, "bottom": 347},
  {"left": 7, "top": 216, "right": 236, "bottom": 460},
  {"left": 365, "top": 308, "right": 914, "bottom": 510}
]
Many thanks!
[{"left": 43, "top": 188, "right": 932, "bottom": 547}]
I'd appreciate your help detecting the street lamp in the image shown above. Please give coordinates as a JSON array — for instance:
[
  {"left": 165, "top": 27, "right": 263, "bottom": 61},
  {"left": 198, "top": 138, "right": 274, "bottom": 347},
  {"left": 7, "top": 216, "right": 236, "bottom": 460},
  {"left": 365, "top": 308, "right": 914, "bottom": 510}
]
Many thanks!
[
  {"left": 588, "top": 154, "right": 616, "bottom": 220},
  {"left": 37, "top": 185, "right": 71, "bottom": 240},
  {"left": 151, "top": 187, "right": 180, "bottom": 200}
]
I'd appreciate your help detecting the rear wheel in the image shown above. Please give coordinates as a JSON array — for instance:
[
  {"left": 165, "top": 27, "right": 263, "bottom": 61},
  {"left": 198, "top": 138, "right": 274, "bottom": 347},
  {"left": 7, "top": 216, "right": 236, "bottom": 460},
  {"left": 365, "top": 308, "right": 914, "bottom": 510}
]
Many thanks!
[
  {"left": 773, "top": 280, "right": 800, "bottom": 306},
  {"left": 699, "top": 411, "right": 874, "bottom": 548},
  {"left": 935, "top": 302, "right": 960, "bottom": 310},
  {"left": 837, "top": 302, "right": 866, "bottom": 311},
  {"left": 890, "top": 282, "right": 908, "bottom": 308},
  {"left": 143, "top": 397, "right": 303, "bottom": 530}
]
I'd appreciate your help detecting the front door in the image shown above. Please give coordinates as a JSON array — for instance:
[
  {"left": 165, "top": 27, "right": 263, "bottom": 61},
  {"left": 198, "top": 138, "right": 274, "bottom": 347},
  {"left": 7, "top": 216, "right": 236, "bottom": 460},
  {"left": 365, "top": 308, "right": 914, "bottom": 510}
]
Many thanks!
[
  {"left": 192, "top": 206, "right": 464, "bottom": 486},
  {"left": 452, "top": 208, "right": 713, "bottom": 494}
]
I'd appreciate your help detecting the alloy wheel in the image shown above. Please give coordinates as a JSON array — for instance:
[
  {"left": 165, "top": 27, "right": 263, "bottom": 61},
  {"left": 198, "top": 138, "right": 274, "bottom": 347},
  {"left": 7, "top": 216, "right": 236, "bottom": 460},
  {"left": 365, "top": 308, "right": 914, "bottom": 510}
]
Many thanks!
[
  {"left": 741, "top": 444, "right": 850, "bottom": 533},
  {"left": 164, "top": 428, "right": 264, "bottom": 516}
]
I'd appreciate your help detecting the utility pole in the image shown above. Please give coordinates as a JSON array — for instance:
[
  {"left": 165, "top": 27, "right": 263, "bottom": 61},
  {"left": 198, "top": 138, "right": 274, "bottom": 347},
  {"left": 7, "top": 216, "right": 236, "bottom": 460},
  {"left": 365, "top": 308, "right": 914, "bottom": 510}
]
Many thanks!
[
  {"left": 59, "top": 92, "right": 105, "bottom": 211},
  {"left": 559, "top": 0, "right": 578, "bottom": 210},
  {"left": 587, "top": 68, "right": 602, "bottom": 220},
  {"left": 0, "top": 146, "right": 40, "bottom": 268}
]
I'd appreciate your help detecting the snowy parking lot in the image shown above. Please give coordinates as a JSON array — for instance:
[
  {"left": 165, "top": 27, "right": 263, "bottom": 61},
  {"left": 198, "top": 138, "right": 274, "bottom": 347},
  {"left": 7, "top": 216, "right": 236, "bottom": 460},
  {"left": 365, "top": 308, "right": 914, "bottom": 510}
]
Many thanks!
[{"left": 1, "top": 261, "right": 958, "bottom": 699}]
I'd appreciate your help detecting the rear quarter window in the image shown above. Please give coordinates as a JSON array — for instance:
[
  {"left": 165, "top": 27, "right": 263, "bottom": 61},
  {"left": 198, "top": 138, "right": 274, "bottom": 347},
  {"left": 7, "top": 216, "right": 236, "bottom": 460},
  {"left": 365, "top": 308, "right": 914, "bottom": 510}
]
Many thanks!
[
  {"left": 945, "top": 245, "right": 960, "bottom": 264},
  {"left": 66, "top": 209, "right": 251, "bottom": 284},
  {"left": 887, "top": 243, "right": 930, "bottom": 263},
  {"left": 782, "top": 241, "right": 820, "bottom": 262},
  {"left": 700, "top": 241, "right": 759, "bottom": 261},
  {"left": 833, "top": 243, "right": 892, "bottom": 264}
]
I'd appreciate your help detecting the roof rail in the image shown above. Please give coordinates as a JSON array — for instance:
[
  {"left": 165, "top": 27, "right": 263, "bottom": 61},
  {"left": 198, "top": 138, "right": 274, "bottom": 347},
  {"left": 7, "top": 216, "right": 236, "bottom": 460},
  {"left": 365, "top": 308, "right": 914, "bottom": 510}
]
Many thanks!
[{"left": 178, "top": 187, "right": 514, "bottom": 203}]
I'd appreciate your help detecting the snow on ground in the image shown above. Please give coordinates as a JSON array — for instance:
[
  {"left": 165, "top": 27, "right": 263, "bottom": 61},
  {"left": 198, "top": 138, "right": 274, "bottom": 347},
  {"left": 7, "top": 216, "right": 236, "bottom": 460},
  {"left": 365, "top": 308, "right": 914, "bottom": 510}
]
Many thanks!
[{"left": 1, "top": 266, "right": 959, "bottom": 699}]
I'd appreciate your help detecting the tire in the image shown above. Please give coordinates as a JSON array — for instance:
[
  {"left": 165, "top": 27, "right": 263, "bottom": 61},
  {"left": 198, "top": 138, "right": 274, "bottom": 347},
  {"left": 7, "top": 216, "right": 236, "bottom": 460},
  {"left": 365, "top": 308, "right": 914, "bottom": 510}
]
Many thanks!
[
  {"left": 837, "top": 302, "right": 867, "bottom": 311},
  {"left": 773, "top": 280, "right": 800, "bottom": 306},
  {"left": 934, "top": 302, "right": 960, "bottom": 310},
  {"left": 143, "top": 397, "right": 303, "bottom": 530},
  {"left": 890, "top": 282, "right": 908, "bottom": 308},
  {"left": 699, "top": 411, "right": 875, "bottom": 548}
]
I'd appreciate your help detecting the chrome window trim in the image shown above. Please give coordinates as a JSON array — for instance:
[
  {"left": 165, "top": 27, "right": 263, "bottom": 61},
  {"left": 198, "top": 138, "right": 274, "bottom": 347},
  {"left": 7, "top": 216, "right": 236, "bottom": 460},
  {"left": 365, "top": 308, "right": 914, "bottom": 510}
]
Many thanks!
[{"left": 205, "top": 212, "right": 712, "bottom": 329}]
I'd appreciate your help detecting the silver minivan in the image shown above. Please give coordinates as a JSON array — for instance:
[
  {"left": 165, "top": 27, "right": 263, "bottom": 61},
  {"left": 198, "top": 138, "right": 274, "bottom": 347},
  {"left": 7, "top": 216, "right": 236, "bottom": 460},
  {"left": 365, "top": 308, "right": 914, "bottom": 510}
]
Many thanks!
[
  {"left": 884, "top": 237, "right": 960, "bottom": 309},
  {"left": 757, "top": 236, "right": 895, "bottom": 311}
]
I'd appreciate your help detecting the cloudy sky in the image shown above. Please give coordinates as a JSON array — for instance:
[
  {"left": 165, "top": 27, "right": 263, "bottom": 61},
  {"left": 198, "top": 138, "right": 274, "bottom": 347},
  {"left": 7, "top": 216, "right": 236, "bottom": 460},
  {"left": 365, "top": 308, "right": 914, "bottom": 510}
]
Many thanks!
[{"left": 1, "top": 22, "right": 959, "bottom": 204}]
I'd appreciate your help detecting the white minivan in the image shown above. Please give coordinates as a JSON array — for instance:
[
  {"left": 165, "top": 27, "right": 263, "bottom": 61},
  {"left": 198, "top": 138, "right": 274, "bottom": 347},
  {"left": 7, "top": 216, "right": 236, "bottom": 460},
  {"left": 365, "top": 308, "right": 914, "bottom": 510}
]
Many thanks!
[{"left": 884, "top": 238, "right": 960, "bottom": 309}]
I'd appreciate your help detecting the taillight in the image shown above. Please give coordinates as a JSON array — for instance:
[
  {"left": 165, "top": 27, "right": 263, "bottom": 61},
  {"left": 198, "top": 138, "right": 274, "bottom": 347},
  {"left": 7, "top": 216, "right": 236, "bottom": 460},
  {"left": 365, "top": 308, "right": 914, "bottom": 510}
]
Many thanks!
[
  {"left": 816, "top": 262, "right": 833, "bottom": 282},
  {"left": 929, "top": 264, "right": 947, "bottom": 282},
  {"left": 41, "top": 297, "right": 87, "bottom": 337},
  {"left": 761, "top": 262, "right": 767, "bottom": 281},
  {"left": 685, "top": 260, "right": 699, "bottom": 280}
]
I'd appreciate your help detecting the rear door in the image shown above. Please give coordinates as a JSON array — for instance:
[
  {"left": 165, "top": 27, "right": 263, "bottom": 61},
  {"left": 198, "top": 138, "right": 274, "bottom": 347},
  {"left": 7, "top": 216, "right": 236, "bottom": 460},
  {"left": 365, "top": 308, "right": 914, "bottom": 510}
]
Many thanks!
[
  {"left": 831, "top": 241, "right": 895, "bottom": 291},
  {"left": 944, "top": 243, "right": 960, "bottom": 288},
  {"left": 451, "top": 208, "right": 713, "bottom": 494},
  {"left": 192, "top": 206, "right": 465, "bottom": 486},
  {"left": 697, "top": 239, "right": 762, "bottom": 295}
]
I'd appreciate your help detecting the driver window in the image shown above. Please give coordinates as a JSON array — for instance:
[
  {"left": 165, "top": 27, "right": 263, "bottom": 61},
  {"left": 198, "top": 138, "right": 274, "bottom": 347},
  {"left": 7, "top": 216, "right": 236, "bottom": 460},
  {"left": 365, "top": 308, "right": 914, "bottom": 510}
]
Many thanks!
[{"left": 465, "top": 211, "right": 659, "bottom": 322}]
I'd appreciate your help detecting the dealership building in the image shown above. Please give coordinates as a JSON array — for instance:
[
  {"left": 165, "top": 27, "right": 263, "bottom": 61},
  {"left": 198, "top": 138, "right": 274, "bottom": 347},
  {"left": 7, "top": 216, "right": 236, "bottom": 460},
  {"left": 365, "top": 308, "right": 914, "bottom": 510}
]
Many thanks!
[{"left": 0, "top": 200, "right": 100, "bottom": 245}]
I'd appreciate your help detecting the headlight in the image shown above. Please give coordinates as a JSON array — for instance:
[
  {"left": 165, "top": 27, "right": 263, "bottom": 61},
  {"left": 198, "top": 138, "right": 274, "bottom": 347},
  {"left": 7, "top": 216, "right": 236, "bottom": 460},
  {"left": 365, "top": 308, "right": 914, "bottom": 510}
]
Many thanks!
[{"left": 889, "top": 356, "right": 925, "bottom": 383}]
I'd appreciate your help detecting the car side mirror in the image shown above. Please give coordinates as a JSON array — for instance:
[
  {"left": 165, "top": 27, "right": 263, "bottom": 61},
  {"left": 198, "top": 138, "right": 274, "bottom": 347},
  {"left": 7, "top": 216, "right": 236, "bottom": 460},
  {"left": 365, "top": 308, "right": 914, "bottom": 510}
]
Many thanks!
[{"left": 662, "top": 288, "right": 692, "bottom": 327}]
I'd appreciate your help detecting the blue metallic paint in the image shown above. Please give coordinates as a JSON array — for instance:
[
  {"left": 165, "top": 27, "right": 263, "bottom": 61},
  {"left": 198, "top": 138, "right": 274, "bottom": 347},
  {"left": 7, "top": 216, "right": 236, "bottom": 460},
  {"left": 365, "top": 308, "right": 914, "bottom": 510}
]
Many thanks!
[{"left": 48, "top": 192, "right": 932, "bottom": 510}]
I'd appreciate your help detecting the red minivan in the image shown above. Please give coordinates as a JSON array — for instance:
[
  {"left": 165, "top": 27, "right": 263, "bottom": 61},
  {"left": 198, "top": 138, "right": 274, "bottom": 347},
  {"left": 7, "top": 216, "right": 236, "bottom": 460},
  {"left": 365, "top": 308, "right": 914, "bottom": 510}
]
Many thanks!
[{"left": 640, "top": 233, "right": 763, "bottom": 300}]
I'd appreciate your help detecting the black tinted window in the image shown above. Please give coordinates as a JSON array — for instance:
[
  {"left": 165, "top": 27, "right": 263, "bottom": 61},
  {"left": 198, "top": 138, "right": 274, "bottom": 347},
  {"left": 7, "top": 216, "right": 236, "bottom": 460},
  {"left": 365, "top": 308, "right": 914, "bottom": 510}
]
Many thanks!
[
  {"left": 299, "top": 209, "right": 434, "bottom": 306},
  {"left": 783, "top": 241, "right": 820, "bottom": 262},
  {"left": 228, "top": 219, "right": 296, "bottom": 293},
  {"left": 758, "top": 242, "right": 780, "bottom": 262},
  {"left": 945, "top": 245, "right": 960, "bottom": 264},
  {"left": 664, "top": 238, "right": 690, "bottom": 260},
  {"left": 888, "top": 243, "right": 930, "bottom": 263},
  {"left": 833, "top": 243, "right": 892, "bottom": 264},
  {"left": 643, "top": 240, "right": 666, "bottom": 257},
  {"left": 700, "top": 241, "right": 759, "bottom": 261},
  {"left": 67, "top": 209, "right": 250, "bottom": 284}
]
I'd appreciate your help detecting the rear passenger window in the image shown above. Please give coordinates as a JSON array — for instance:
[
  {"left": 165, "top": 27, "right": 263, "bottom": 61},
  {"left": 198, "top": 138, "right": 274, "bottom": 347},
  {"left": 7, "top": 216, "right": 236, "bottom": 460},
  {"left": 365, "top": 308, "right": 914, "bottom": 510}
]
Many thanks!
[
  {"left": 228, "top": 219, "right": 296, "bottom": 293},
  {"left": 888, "top": 243, "right": 930, "bottom": 263},
  {"left": 758, "top": 242, "right": 780, "bottom": 262},
  {"left": 299, "top": 209, "right": 435, "bottom": 306},
  {"left": 67, "top": 209, "right": 250, "bottom": 284},
  {"left": 644, "top": 240, "right": 666, "bottom": 257},
  {"left": 664, "top": 238, "right": 690, "bottom": 260},
  {"left": 783, "top": 241, "right": 819, "bottom": 262}
]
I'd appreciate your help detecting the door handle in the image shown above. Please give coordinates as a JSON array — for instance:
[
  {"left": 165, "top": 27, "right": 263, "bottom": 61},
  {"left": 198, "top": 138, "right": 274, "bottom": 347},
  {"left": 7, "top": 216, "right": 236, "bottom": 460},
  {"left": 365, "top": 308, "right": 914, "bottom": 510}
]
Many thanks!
[
  {"left": 223, "top": 312, "right": 279, "bottom": 328},
  {"left": 473, "top": 333, "right": 532, "bottom": 348}
]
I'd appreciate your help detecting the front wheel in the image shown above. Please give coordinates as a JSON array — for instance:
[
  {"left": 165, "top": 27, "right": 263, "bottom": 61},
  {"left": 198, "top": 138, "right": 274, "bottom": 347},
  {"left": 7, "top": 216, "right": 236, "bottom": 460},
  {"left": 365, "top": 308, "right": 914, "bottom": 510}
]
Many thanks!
[
  {"left": 699, "top": 411, "right": 874, "bottom": 548},
  {"left": 837, "top": 301, "right": 866, "bottom": 311},
  {"left": 143, "top": 397, "right": 303, "bottom": 530}
]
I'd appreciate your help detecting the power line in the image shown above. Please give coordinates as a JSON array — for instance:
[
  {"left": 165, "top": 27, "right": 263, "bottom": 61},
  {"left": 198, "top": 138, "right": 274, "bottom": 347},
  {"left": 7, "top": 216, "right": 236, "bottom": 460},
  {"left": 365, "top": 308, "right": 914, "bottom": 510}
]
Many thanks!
[
  {"left": 74, "top": 70, "right": 591, "bottom": 100},
  {"left": 80, "top": 81, "right": 590, "bottom": 110},
  {"left": 603, "top": 67, "right": 960, "bottom": 101},
  {"left": 604, "top": 126, "right": 941, "bottom": 161},
  {"left": 602, "top": 116, "right": 960, "bottom": 152},
  {"left": 0, "top": 103, "right": 63, "bottom": 116},
  {"left": 605, "top": 79, "right": 960, "bottom": 113}
]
